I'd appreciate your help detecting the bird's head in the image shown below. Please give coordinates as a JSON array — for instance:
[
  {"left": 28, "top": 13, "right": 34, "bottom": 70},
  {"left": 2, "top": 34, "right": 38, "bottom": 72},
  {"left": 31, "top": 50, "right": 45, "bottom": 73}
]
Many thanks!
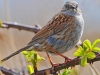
[{"left": 61, "top": 1, "right": 81, "bottom": 16}]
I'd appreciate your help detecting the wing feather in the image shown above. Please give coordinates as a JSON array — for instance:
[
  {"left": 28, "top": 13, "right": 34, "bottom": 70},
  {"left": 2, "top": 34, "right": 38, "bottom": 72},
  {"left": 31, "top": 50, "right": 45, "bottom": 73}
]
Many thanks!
[{"left": 28, "top": 13, "right": 74, "bottom": 45}]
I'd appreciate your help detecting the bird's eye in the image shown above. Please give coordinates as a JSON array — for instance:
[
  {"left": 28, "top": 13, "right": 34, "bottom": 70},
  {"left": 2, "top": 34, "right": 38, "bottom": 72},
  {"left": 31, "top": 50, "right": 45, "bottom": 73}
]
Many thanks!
[
  {"left": 65, "top": 4, "right": 68, "bottom": 9},
  {"left": 76, "top": 4, "right": 78, "bottom": 8}
]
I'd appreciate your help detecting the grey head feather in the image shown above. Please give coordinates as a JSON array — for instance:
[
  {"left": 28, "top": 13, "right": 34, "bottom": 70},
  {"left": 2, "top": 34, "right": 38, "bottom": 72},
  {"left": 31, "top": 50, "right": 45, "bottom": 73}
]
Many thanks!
[{"left": 61, "top": 1, "right": 81, "bottom": 16}]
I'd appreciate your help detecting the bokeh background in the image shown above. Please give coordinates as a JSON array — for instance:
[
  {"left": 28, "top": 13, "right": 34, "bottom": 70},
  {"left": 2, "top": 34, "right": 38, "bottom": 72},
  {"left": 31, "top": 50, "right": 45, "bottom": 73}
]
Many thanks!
[{"left": 0, "top": 0, "right": 100, "bottom": 75}]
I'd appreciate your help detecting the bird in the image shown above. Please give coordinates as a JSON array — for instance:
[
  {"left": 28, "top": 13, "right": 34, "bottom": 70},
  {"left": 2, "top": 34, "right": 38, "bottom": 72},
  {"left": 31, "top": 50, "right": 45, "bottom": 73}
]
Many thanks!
[{"left": 1, "top": 1, "right": 84, "bottom": 66}]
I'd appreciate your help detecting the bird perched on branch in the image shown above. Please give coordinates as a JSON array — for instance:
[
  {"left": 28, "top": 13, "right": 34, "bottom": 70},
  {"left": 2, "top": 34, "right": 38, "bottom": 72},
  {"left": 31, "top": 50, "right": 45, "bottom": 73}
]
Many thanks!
[{"left": 1, "top": 1, "right": 84, "bottom": 66}]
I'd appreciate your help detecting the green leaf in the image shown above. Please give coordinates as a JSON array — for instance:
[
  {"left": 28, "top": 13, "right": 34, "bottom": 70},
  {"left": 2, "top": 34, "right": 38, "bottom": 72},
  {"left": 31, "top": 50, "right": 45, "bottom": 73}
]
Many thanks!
[
  {"left": 61, "top": 69, "right": 71, "bottom": 75},
  {"left": 25, "top": 55, "right": 30, "bottom": 59},
  {"left": 92, "top": 47, "right": 100, "bottom": 52},
  {"left": 83, "top": 43, "right": 87, "bottom": 50},
  {"left": 22, "top": 51, "right": 28, "bottom": 55},
  {"left": 0, "top": 20, "right": 2, "bottom": 27},
  {"left": 32, "top": 52, "right": 38, "bottom": 66},
  {"left": 0, "top": 60, "right": 3, "bottom": 64},
  {"left": 92, "top": 39, "right": 100, "bottom": 48},
  {"left": 28, "top": 58, "right": 33, "bottom": 62},
  {"left": 81, "top": 56, "right": 88, "bottom": 67},
  {"left": 37, "top": 55, "right": 45, "bottom": 61},
  {"left": 33, "top": 60, "right": 37, "bottom": 68},
  {"left": 74, "top": 46, "right": 84, "bottom": 57},
  {"left": 34, "top": 52, "right": 38, "bottom": 60},
  {"left": 85, "top": 48, "right": 90, "bottom": 52},
  {"left": 28, "top": 65, "right": 34, "bottom": 74},
  {"left": 29, "top": 50, "right": 35, "bottom": 56},
  {"left": 83, "top": 40, "right": 92, "bottom": 49},
  {"left": 86, "top": 52, "right": 96, "bottom": 59}
]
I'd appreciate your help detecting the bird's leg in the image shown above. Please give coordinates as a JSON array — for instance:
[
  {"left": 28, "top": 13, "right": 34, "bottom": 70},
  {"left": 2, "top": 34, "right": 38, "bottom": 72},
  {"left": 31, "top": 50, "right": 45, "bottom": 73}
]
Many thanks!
[
  {"left": 51, "top": 51, "right": 72, "bottom": 63},
  {"left": 46, "top": 52, "right": 59, "bottom": 66},
  {"left": 46, "top": 52, "right": 59, "bottom": 74}
]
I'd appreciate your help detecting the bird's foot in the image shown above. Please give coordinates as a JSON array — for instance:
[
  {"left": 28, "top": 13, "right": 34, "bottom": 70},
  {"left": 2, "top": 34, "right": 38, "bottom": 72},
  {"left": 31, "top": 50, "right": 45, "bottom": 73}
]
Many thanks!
[
  {"left": 46, "top": 52, "right": 59, "bottom": 75},
  {"left": 64, "top": 56, "right": 72, "bottom": 64},
  {"left": 51, "top": 63, "right": 59, "bottom": 75}
]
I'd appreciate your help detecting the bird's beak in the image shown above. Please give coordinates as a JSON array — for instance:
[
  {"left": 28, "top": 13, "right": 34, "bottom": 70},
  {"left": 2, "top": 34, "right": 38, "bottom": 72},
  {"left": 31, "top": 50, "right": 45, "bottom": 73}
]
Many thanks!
[
  {"left": 72, "top": 5, "right": 77, "bottom": 11},
  {"left": 72, "top": 5, "right": 76, "bottom": 9}
]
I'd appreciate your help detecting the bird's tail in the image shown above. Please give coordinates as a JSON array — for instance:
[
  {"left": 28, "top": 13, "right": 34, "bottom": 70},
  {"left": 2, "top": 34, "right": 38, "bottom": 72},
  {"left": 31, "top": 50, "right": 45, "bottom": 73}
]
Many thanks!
[{"left": 1, "top": 45, "right": 32, "bottom": 62}]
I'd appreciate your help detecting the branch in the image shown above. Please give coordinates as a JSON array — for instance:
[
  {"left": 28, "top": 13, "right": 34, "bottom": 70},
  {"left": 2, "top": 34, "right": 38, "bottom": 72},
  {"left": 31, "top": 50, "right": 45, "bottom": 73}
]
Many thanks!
[
  {"left": 0, "top": 66, "right": 21, "bottom": 75},
  {"left": 2, "top": 22, "right": 41, "bottom": 33},
  {"left": 32, "top": 54, "right": 100, "bottom": 75},
  {"left": 1, "top": 54, "right": 100, "bottom": 75}
]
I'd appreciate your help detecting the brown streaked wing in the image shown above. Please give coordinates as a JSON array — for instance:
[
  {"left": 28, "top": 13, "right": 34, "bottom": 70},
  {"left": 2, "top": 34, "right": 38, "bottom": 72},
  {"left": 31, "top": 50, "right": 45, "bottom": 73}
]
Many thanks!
[{"left": 28, "top": 13, "right": 73, "bottom": 45}]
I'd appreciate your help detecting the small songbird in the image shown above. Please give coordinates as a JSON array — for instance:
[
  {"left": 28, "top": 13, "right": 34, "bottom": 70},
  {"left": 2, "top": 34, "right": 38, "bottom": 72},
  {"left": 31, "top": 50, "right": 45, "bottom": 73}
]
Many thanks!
[{"left": 1, "top": 1, "right": 84, "bottom": 64}]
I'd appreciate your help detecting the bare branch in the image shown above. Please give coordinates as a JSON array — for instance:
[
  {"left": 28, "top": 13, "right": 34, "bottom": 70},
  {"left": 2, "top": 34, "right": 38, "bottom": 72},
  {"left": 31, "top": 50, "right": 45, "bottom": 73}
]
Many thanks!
[
  {"left": 2, "top": 22, "right": 41, "bottom": 33},
  {"left": 31, "top": 54, "right": 100, "bottom": 75},
  {"left": 0, "top": 66, "right": 21, "bottom": 75},
  {"left": 1, "top": 54, "right": 100, "bottom": 75}
]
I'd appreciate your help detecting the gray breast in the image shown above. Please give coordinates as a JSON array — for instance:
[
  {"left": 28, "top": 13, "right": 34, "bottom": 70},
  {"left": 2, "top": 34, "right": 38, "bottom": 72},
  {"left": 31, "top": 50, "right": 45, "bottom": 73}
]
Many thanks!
[{"left": 48, "top": 15, "right": 84, "bottom": 54}]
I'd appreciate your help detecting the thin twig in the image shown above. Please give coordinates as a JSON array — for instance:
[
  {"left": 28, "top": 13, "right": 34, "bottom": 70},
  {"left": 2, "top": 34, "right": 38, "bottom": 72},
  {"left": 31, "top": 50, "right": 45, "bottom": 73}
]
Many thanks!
[
  {"left": 2, "top": 22, "right": 41, "bottom": 33},
  {"left": 0, "top": 66, "right": 21, "bottom": 75}
]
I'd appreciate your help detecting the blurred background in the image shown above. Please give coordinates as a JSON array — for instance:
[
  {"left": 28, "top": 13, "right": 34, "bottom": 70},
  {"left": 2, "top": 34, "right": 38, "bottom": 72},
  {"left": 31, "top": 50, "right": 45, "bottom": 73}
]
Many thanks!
[{"left": 0, "top": 0, "right": 100, "bottom": 75}]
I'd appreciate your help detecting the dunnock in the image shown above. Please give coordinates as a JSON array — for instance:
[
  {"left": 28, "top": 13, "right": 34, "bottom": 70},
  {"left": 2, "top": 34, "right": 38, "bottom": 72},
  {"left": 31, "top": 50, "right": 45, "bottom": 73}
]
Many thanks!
[{"left": 1, "top": 1, "right": 84, "bottom": 64}]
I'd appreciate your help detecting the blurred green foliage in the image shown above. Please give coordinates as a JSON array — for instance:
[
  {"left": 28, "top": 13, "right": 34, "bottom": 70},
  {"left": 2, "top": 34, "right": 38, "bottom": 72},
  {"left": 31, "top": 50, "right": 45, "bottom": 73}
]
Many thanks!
[{"left": 74, "top": 39, "right": 100, "bottom": 66}]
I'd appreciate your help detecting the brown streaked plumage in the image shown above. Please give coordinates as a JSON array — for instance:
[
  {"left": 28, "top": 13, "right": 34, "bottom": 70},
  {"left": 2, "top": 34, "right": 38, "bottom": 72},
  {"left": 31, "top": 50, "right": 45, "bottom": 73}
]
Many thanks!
[
  {"left": 28, "top": 14, "right": 74, "bottom": 45},
  {"left": 1, "top": 1, "right": 84, "bottom": 62}
]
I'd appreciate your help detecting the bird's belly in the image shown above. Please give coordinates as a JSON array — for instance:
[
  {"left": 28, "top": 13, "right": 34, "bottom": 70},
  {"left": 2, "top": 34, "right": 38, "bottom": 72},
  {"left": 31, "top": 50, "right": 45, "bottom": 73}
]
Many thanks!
[
  {"left": 39, "top": 28, "right": 82, "bottom": 54},
  {"left": 47, "top": 36, "right": 77, "bottom": 53}
]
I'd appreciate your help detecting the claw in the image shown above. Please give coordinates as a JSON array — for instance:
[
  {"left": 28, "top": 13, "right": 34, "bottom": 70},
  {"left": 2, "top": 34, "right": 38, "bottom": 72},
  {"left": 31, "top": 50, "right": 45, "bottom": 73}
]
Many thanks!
[
  {"left": 64, "top": 57, "right": 72, "bottom": 67},
  {"left": 64, "top": 57, "right": 72, "bottom": 63},
  {"left": 52, "top": 63, "right": 59, "bottom": 75}
]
